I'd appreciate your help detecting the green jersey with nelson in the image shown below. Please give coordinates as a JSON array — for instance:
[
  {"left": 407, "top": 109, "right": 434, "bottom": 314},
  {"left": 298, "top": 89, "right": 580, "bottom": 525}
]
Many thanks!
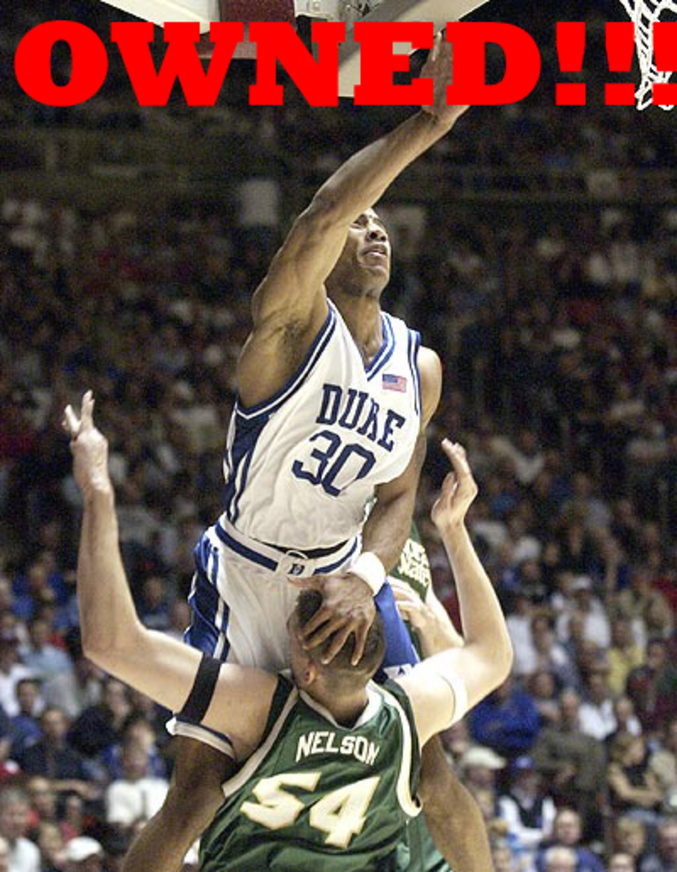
[{"left": 199, "top": 675, "right": 422, "bottom": 872}]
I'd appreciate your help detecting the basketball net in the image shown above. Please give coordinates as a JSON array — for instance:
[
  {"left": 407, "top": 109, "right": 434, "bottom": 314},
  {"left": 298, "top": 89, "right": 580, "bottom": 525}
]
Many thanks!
[{"left": 617, "top": 0, "right": 676, "bottom": 109}]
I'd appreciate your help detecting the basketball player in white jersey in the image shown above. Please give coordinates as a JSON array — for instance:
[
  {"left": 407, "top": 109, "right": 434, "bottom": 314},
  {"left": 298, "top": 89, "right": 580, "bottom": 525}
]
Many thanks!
[{"left": 124, "top": 37, "right": 492, "bottom": 872}]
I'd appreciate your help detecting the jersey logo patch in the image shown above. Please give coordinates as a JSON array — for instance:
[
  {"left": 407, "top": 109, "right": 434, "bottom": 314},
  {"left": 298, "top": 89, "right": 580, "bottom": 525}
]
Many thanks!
[{"left": 382, "top": 374, "right": 407, "bottom": 393}]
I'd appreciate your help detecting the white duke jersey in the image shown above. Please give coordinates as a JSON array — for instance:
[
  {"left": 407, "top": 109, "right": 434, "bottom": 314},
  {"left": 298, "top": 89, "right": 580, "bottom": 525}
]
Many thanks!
[{"left": 222, "top": 300, "right": 422, "bottom": 550}]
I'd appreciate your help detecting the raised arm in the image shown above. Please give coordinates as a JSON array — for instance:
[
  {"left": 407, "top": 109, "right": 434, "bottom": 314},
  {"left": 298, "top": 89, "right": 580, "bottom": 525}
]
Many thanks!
[
  {"left": 396, "top": 441, "right": 513, "bottom": 746},
  {"left": 238, "top": 38, "right": 467, "bottom": 407},
  {"left": 64, "top": 393, "right": 275, "bottom": 759}
]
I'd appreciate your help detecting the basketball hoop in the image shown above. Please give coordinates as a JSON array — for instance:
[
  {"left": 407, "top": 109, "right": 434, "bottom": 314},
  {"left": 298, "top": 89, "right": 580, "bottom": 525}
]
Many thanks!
[
  {"left": 616, "top": 0, "right": 677, "bottom": 109},
  {"left": 99, "top": 0, "right": 488, "bottom": 94}
]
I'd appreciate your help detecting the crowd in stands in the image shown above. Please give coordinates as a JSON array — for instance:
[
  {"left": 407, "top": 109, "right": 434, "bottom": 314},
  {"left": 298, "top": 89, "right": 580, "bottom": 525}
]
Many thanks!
[{"left": 1, "top": 3, "right": 677, "bottom": 872}]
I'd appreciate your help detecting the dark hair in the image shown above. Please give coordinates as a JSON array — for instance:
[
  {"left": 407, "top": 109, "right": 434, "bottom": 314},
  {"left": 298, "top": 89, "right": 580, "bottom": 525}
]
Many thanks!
[{"left": 295, "top": 589, "right": 385, "bottom": 684}]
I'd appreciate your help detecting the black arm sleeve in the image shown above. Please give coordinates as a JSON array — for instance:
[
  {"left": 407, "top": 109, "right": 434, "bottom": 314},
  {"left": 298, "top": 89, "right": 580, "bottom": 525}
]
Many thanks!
[{"left": 179, "top": 653, "right": 222, "bottom": 724}]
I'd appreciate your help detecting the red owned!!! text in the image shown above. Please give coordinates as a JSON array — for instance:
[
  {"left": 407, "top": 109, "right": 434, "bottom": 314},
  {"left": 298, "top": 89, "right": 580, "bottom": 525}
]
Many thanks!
[{"left": 13, "top": 20, "right": 677, "bottom": 107}]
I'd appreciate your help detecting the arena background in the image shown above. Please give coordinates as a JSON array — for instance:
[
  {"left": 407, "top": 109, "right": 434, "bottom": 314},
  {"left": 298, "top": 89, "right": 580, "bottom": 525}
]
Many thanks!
[{"left": 1, "top": 1, "right": 677, "bottom": 870}]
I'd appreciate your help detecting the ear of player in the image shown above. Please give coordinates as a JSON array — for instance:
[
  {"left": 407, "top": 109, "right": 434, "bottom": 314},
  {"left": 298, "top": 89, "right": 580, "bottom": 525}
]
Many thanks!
[{"left": 13, "top": 19, "right": 677, "bottom": 107}]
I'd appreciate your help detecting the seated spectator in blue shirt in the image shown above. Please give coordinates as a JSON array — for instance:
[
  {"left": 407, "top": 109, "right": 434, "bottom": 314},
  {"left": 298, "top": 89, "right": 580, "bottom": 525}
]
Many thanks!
[
  {"left": 98, "top": 714, "right": 166, "bottom": 782},
  {"left": 11, "top": 559, "right": 66, "bottom": 624},
  {"left": 41, "top": 630, "right": 102, "bottom": 722},
  {"left": 9, "top": 679, "right": 43, "bottom": 761},
  {"left": 469, "top": 674, "right": 543, "bottom": 758},
  {"left": 18, "top": 708, "right": 95, "bottom": 801},
  {"left": 68, "top": 679, "right": 131, "bottom": 759},
  {"left": 20, "top": 619, "right": 72, "bottom": 682}
]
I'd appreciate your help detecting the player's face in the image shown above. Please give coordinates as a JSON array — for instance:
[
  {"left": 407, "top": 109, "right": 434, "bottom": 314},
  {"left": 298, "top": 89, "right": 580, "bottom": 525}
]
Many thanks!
[{"left": 334, "top": 210, "right": 391, "bottom": 295}]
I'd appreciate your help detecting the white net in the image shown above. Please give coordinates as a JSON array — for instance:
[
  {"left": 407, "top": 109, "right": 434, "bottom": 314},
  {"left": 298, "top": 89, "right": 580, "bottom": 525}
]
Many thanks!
[{"left": 617, "top": 0, "right": 677, "bottom": 109}]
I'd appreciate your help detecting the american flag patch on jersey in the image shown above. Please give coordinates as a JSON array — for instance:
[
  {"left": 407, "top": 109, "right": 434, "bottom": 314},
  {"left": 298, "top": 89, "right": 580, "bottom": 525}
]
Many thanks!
[{"left": 383, "top": 374, "right": 407, "bottom": 392}]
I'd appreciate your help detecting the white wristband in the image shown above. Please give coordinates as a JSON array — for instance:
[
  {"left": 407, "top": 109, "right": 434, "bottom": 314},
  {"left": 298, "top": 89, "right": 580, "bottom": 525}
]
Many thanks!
[{"left": 351, "top": 552, "right": 386, "bottom": 596}]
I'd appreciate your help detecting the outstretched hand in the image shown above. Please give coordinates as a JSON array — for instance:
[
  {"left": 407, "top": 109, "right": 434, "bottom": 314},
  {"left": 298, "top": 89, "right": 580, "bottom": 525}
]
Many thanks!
[
  {"left": 420, "top": 31, "right": 469, "bottom": 128},
  {"left": 63, "top": 391, "right": 112, "bottom": 501},
  {"left": 430, "top": 440, "right": 478, "bottom": 531}
]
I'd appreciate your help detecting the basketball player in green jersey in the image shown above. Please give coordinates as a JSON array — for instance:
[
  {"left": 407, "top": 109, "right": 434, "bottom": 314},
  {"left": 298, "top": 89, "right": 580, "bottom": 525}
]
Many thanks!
[
  {"left": 65, "top": 391, "right": 512, "bottom": 872},
  {"left": 390, "top": 524, "right": 465, "bottom": 872}
]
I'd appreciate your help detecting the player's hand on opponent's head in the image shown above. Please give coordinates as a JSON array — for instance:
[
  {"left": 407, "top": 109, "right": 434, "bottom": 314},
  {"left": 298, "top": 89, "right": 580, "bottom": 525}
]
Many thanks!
[
  {"left": 420, "top": 31, "right": 469, "bottom": 128},
  {"left": 430, "top": 440, "right": 478, "bottom": 532},
  {"left": 288, "top": 572, "right": 376, "bottom": 666},
  {"left": 63, "top": 391, "right": 112, "bottom": 501}
]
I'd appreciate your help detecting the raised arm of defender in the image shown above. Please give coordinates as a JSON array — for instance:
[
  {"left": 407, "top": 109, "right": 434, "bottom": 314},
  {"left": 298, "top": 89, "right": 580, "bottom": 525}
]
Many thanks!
[
  {"left": 395, "top": 441, "right": 514, "bottom": 746},
  {"left": 65, "top": 393, "right": 276, "bottom": 761}
]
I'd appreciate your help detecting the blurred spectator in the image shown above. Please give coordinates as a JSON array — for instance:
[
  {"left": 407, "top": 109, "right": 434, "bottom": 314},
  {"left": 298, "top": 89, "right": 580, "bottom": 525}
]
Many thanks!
[
  {"left": 612, "top": 817, "right": 649, "bottom": 871},
  {"left": 514, "top": 614, "right": 578, "bottom": 688},
  {"left": 506, "top": 593, "right": 536, "bottom": 670},
  {"left": 607, "top": 732, "right": 663, "bottom": 824},
  {"left": 68, "top": 681, "right": 130, "bottom": 759},
  {"left": 492, "top": 840, "right": 517, "bottom": 872},
  {"left": 25, "top": 777, "right": 57, "bottom": 832},
  {"left": 0, "top": 640, "right": 34, "bottom": 718},
  {"left": 59, "top": 794, "right": 83, "bottom": 844},
  {"left": 542, "top": 846, "right": 577, "bottom": 872},
  {"left": 19, "top": 708, "right": 94, "bottom": 801},
  {"left": 10, "top": 679, "right": 43, "bottom": 761},
  {"left": 35, "top": 822, "right": 65, "bottom": 872},
  {"left": 41, "top": 634, "right": 101, "bottom": 722},
  {"left": 527, "top": 670, "right": 562, "bottom": 727},
  {"left": 11, "top": 562, "right": 59, "bottom": 627},
  {"left": 626, "top": 639, "right": 677, "bottom": 734},
  {"left": 608, "top": 854, "right": 636, "bottom": 872},
  {"left": 578, "top": 666, "right": 617, "bottom": 741},
  {"left": 639, "top": 819, "right": 677, "bottom": 872},
  {"left": 536, "top": 808, "right": 605, "bottom": 872},
  {"left": 104, "top": 740, "right": 168, "bottom": 830},
  {"left": 0, "top": 787, "right": 40, "bottom": 872},
  {"left": 556, "top": 577, "right": 611, "bottom": 652},
  {"left": 468, "top": 675, "right": 542, "bottom": 759},
  {"left": 606, "top": 696, "right": 643, "bottom": 748},
  {"left": 649, "top": 717, "right": 677, "bottom": 805},
  {"left": 531, "top": 690, "right": 606, "bottom": 837},
  {"left": 617, "top": 568, "right": 674, "bottom": 646},
  {"left": 20, "top": 620, "right": 71, "bottom": 683},
  {"left": 607, "top": 618, "right": 645, "bottom": 698},
  {"left": 497, "top": 755, "right": 557, "bottom": 863},
  {"left": 99, "top": 715, "right": 166, "bottom": 782}
]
